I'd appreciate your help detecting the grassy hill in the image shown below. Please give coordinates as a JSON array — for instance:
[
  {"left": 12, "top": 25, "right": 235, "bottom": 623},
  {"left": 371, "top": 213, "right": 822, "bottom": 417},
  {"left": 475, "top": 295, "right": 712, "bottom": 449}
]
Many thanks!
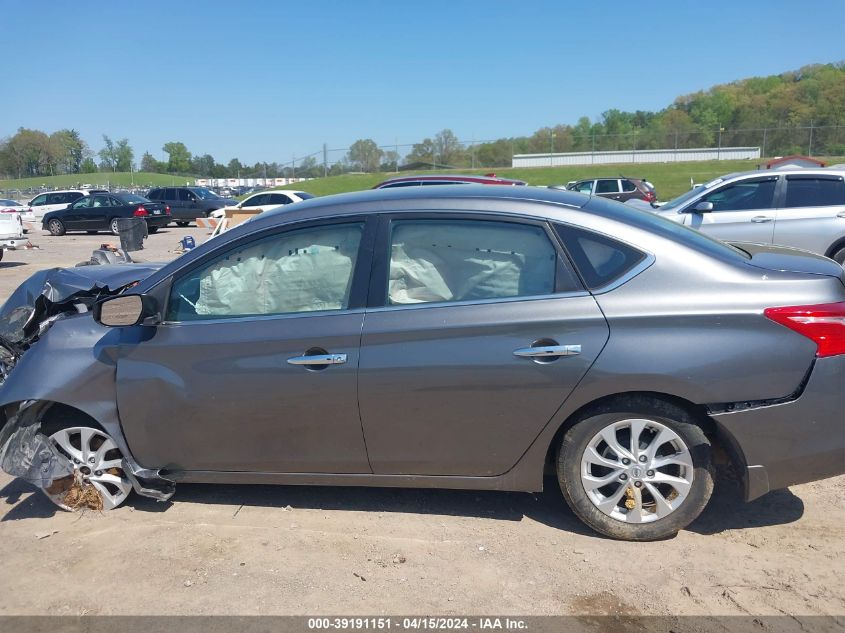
[
  {"left": 277, "top": 157, "right": 845, "bottom": 200},
  {"left": 0, "top": 172, "right": 195, "bottom": 193}
]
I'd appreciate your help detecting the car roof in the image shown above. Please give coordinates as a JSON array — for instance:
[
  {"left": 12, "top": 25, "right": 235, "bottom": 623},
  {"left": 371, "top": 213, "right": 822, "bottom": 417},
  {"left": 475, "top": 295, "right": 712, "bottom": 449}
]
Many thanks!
[
  {"left": 375, "top": 174, "right": 526, "bottom": 187},
  {"left": 709, "top": 167, "right": 845, "bottom": 182}
]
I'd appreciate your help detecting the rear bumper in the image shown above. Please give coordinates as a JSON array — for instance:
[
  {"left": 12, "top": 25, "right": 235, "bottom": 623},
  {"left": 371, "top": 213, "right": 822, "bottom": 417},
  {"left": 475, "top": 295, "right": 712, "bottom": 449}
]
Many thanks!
[
  {"left": 1, "top": 238, "right": 26, "bottom": 249},
  {"left": 712, "top": 355, "right": 845, "bottom": 501},
  {"left": 145, "top": 216, "right": 171, "bottom": 228}
]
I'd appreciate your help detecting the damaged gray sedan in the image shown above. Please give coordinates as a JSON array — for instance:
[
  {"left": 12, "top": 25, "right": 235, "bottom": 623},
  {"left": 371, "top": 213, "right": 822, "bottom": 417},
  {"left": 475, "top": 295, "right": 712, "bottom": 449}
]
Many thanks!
[{"left": 2, "top": 186, "right": 845, "bottom": 541}]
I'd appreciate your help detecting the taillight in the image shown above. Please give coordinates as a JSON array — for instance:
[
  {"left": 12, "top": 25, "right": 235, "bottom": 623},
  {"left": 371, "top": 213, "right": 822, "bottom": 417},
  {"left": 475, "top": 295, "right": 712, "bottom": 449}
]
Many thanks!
[
  {"left": 765, "top": 302, "right": 845, "bottom": 358},
  {"left": 644, "top": 191, "right": 655, "bottom": 202},
  {"left": 133, "top": 206, "right": 148, "bottom": 217},
  {"left": 165, "top": 205, "right": 171, "bottom": 215},
  {"left": 0, "top": 208, "right": 17, "bottom": 213}
]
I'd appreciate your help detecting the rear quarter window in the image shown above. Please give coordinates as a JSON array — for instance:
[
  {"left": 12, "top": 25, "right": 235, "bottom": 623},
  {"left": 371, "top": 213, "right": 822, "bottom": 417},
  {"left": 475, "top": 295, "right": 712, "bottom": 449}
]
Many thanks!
[{"left": 554, "top": 223, "right": 646, "bottom": 291}]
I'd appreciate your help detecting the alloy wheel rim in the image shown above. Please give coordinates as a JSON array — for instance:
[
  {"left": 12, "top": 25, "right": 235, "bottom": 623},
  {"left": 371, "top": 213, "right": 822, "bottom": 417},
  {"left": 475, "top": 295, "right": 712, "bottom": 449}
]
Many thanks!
[
  {"left": 111, "top": 220, "right": 119, "bottom": 234},
  {"left": 48, "top": 427, "right": 132, "bottom": 511},
  {"left": 49, "top": 220, "right": 62, "bottom": 233},
  {"left": 580, "top": 418, "right": 694, "bottom": 524}
]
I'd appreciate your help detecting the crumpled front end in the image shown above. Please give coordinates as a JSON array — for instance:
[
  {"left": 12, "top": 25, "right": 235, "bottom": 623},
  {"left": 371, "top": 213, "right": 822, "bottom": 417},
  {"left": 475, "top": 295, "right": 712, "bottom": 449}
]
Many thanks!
[{"left": 0, "top": 264, "right": 163, "bottom": 387}]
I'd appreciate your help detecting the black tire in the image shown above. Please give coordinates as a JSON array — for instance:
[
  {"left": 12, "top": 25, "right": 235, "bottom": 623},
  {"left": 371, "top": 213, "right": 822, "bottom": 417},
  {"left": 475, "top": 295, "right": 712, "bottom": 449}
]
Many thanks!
[
  {"left": 109, "top": 218, "right": 120, "bottom": 236},
  {"left": 175, "top": 221, "right": 189, "bottom": 227},
  {"left": 831, "top": 245, "right": 845, "bottom": 265},
  {"left": 148, "top": 226, "right": 159, "bottom": 234},
  {"left": 557, "top": 398, "right": 713, "bottom": 541},
  {"left": 0, "top": 249, "right": 3, "bottom": 262},
  {"left": 47, "top": 218, "right": 66, "bottom": 236}
]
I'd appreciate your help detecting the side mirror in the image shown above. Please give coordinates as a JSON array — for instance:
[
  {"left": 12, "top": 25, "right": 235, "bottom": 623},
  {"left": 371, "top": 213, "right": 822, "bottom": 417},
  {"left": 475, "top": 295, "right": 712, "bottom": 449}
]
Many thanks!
[
  {"left": 94, "top": 294, "right": 159, "bottom": 327},
  {"left": 691, "top": 201, "right": 714, "bottom": 213}
]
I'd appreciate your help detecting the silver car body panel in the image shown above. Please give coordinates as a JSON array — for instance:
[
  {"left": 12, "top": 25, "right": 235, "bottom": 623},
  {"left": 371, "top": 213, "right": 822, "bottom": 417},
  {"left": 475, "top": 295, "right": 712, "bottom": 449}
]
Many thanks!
[{"left": 1, "top": 186, "right": 844, "bottom": 502}]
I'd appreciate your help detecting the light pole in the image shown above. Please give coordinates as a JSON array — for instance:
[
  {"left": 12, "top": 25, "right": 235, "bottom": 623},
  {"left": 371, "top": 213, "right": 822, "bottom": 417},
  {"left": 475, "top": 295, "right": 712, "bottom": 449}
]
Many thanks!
[{"left": 549, "top": 131, "right": 555, "bottom": 167}]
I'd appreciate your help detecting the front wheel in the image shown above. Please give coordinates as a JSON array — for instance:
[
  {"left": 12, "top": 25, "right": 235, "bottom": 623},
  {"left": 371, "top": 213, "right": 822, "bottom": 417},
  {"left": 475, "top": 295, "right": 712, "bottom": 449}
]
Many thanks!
[
  {"left": 109, "top": 218, "right": 120, "bottom": 235},
  {"left": 47, "top": 218, "right": 66, "bottom": 236},
  {"left": 557, "top": 400, "right": 713, "bottom": 541},
  {"left": 831, "top": 246, "right": 845, "bottom": 265},
  {"left": 44, "top": 425, "right": 133, "bottom": 511}
]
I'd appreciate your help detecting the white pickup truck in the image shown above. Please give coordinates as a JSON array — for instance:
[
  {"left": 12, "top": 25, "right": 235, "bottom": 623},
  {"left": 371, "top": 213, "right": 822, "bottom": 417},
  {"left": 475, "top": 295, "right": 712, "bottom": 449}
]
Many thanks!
[{"left": 0, "top": 211, "right": 26, "bottom": 262}]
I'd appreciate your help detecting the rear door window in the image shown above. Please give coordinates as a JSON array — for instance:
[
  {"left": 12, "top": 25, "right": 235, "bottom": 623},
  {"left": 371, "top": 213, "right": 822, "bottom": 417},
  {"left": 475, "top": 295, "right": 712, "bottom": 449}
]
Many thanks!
[
  {"left": 268, "top": 193, "right": 292, "bottom": 204},
  {"left": 554, "top": 224, "right": 647, "bottom": 291},
  {"left": 384, "top": 219, "right": 581, "bottom": 306},
  {"left": 595, "top": 179, "right": 620, "bottom": 194},
  {"left": 784, "top": 176, "right": 845, "bottom": 208}
]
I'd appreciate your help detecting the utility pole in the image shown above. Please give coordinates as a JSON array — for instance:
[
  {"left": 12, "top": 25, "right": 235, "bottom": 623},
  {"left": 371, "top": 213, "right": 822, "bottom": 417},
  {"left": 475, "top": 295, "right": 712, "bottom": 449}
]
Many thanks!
[
  {"left": 762, "top": 127, "right": 768, "bottom": 158},
  {"left": 549, "top": 131, "right": 555, "bottom": 167},
  {"left": 323, "top": 143, "right": 328, "bottom": 178},
  {"left": 717, "top": 124, "right": 724, "bottom": 160},
  {"left": 808, "top": 121, "right": 815, "bottom": 156}
]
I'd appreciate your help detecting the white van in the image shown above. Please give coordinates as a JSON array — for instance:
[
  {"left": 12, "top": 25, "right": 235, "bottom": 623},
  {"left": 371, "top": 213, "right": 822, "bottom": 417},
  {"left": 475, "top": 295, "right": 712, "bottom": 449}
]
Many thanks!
[{"left": 26, "top": 189, "right": 109, "bottom": 221}]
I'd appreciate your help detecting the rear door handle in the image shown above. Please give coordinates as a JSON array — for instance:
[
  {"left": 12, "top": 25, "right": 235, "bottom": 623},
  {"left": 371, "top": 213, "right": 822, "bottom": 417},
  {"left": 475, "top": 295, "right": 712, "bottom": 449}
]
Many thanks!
[
  {"left": 513, "top": 345, "right": 581, "bottom": 358},
  {"left": 751, "top": 216, "right": 773, "bottom": 223},
  {"left": 287, "top": 353, "right": 347, "bottom": 366}
]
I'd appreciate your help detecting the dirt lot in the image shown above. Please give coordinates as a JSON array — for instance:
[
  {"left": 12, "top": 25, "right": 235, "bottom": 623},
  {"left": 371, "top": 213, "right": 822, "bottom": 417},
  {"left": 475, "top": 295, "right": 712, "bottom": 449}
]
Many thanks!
[{"left": 0, "top": 229, "right": 843, "bottom": 619}]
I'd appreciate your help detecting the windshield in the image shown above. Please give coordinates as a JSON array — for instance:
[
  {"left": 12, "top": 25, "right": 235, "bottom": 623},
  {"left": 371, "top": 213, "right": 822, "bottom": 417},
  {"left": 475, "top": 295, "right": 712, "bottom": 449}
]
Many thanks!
[
  {"left": 660, "top": 177, "right": 724, "bottom": 211},
  {"left": 191, "top": 187, "right": 222, "bottom": 200}
]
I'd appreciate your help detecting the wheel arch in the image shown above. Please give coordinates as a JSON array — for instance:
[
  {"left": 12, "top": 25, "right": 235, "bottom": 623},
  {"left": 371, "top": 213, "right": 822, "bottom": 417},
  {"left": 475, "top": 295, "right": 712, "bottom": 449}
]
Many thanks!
[
  {"left": 824, "top": 237, "right": 845, "bottom": 260},
  {"left": 540, "top": 390, "right": 732, "bottom": 476}
]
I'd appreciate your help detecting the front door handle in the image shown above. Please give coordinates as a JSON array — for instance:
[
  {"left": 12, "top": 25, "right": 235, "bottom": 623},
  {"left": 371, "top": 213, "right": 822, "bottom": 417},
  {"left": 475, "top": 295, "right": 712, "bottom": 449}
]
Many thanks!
[
  {"left": 287, "top": 353, "right": 347, "bottom": 366},
  {"left": 751, "top": 216, "right": 773, "bottom": 223},
  {"left": 513, "top": 345, "right": 581, "bottom": 359}
]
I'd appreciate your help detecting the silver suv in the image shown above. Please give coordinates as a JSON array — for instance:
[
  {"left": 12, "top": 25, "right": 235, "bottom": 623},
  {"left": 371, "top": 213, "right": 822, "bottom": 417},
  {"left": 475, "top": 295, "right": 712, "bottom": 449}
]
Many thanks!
[{"left": 655, "top": 169, "right": 845, "bottom": 264}]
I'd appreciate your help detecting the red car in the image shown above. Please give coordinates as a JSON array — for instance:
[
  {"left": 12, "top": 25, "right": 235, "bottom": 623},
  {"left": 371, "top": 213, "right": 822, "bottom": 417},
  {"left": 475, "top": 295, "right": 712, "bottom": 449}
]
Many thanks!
[{"left": 373, "top": 173, "right": 527, "bottom": 189}]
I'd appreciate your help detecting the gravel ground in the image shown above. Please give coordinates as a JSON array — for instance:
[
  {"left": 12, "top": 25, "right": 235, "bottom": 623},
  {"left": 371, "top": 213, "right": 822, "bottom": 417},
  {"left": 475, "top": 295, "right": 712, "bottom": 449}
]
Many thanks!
[{"left": 0, "top": 228, "right": 843, "bottom": 618}]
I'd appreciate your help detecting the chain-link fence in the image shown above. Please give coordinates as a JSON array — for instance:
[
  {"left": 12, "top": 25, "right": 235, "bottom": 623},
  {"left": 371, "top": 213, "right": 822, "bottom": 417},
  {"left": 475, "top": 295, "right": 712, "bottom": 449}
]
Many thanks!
[{"left": 287, "top": 125, "right": 845, "bottom": 177}]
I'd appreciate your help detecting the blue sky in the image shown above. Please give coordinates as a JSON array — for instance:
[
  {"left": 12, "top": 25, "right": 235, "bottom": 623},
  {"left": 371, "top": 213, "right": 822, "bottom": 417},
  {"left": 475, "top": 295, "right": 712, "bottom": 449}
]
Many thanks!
[{"left": 3, "top": 0, "right": 844, "bottom": 165}]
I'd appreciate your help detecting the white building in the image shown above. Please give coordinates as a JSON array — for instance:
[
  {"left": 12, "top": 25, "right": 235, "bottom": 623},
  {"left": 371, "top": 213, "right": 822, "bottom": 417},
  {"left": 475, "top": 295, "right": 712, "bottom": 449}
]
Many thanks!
[{"left": 512, "top": 147, "right": 761, "bottom": 168}]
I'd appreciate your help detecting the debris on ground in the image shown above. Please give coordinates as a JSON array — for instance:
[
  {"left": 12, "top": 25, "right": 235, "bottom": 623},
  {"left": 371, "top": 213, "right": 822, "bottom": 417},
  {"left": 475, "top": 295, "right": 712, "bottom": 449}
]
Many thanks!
[
  {"left": 59, "top": 475, "right": 104, "bottom": 512},
  {"left": 34, "top": 530, "right": 59, "bottom": 540}
]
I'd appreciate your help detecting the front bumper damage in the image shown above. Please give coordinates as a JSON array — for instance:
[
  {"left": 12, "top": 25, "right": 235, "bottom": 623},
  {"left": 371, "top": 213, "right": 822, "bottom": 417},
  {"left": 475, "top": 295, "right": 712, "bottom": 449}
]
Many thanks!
[
  {"left": 0, "top": 264, "right": 174, "bottom": 509},
  {"left": 0, "top": 401, "right": 174, "bottom": 508}
]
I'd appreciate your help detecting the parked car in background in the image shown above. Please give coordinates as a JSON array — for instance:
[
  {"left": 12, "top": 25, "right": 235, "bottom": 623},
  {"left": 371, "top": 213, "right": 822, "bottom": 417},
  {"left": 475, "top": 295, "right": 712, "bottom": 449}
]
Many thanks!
[
  {"left": 0, "top": 199, "right": 35, "bottom": 231},
  {"left": 0, "top": 205, "right": 25, "bottom": 261},
  {"left": 558, "top": 177, "right": 656, "bottom": 204},
  {"left": 146, "top": 187, "right": 237, "bottom": 226},
  {"left": 373, "top": 174, "right": 527, "bottom": 188},
  {"left": 654, "top": 168, "right": 845, "bottom": 264},
  {"left": 41, "top": 193, "right": 171, "bottom": 236},
  {"left": 26, "top": 189, "right": 109, "bottom": 221},
  {"left": 3, "top": 186, "right": 845, "bottom": 541},
  {"left": 209, "top": 190, "right": 316, "bottom": 219}
]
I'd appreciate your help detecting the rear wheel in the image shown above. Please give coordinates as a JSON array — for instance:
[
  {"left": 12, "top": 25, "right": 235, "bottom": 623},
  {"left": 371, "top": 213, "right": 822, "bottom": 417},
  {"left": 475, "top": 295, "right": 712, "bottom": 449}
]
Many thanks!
[
  {"left": 47, "top": 218, "right": 66, "bottom": 236},
  {"left": 45, "top": 425, "right": 132, "bottom": 511},
  {"left": 557, "top": 400, "right": 713, "bottom": 541},
  {"left": 109, "top": 218, "right": 120, "bottom": 235}
]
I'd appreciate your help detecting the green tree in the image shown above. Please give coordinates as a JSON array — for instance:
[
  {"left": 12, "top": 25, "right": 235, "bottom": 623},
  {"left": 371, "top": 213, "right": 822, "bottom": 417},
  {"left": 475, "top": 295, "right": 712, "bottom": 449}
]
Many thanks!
[
  {"left": 140, "top": 152, "right": 163, "bottom": 173},
  {"left": 80, "top": 157, "right": 98, "bottom": 173},
  {"left": 98, "top": 135, "right": 118, "bottom": 171},
  {"left": 162, "top": 141, "right": 192, "bottom": 173},
  {"left": 347, "top": 139, "right": 383, "bottom": 172}
]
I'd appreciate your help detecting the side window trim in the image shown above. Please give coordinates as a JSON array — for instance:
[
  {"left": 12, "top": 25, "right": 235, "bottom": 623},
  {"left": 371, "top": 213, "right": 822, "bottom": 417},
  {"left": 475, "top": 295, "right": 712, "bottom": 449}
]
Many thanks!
[
  {"left": 160, "top": 215, "right": 377, "bottom": 323},
  {"left": 366, "top": 213, "right": 586, "bottom": 310}
]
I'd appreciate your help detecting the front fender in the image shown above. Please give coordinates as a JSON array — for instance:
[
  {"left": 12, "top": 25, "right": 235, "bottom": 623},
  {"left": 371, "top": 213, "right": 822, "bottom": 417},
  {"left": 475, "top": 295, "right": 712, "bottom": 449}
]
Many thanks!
[{"left": 0, "top": 314, "right": 131, "bottom": 458}]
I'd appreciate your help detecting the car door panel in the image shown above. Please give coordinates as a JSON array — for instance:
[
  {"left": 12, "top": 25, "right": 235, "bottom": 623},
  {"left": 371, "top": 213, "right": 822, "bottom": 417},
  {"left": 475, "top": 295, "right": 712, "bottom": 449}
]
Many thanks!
[
  {"left": 116, "top": 313, "right": 370, "bottom": 472},
  {"left": 773, "top": 175, "right": 845, "bottom": 253},
  {"left": 358, "top": 298, "right": 608, "bottom": 476},
  {"left": 115, "top": 218, "right": 375, "bottom": 473}
]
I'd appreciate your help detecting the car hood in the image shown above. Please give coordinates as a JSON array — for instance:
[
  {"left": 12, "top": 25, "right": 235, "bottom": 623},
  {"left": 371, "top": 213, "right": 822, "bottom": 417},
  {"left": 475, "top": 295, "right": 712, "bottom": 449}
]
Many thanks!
[
  {"left": 0, "top": 263, "right": 164, "bottom": 357},
  {"left": 734, "top": 242, "right": 845, "bottom": 280}
]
